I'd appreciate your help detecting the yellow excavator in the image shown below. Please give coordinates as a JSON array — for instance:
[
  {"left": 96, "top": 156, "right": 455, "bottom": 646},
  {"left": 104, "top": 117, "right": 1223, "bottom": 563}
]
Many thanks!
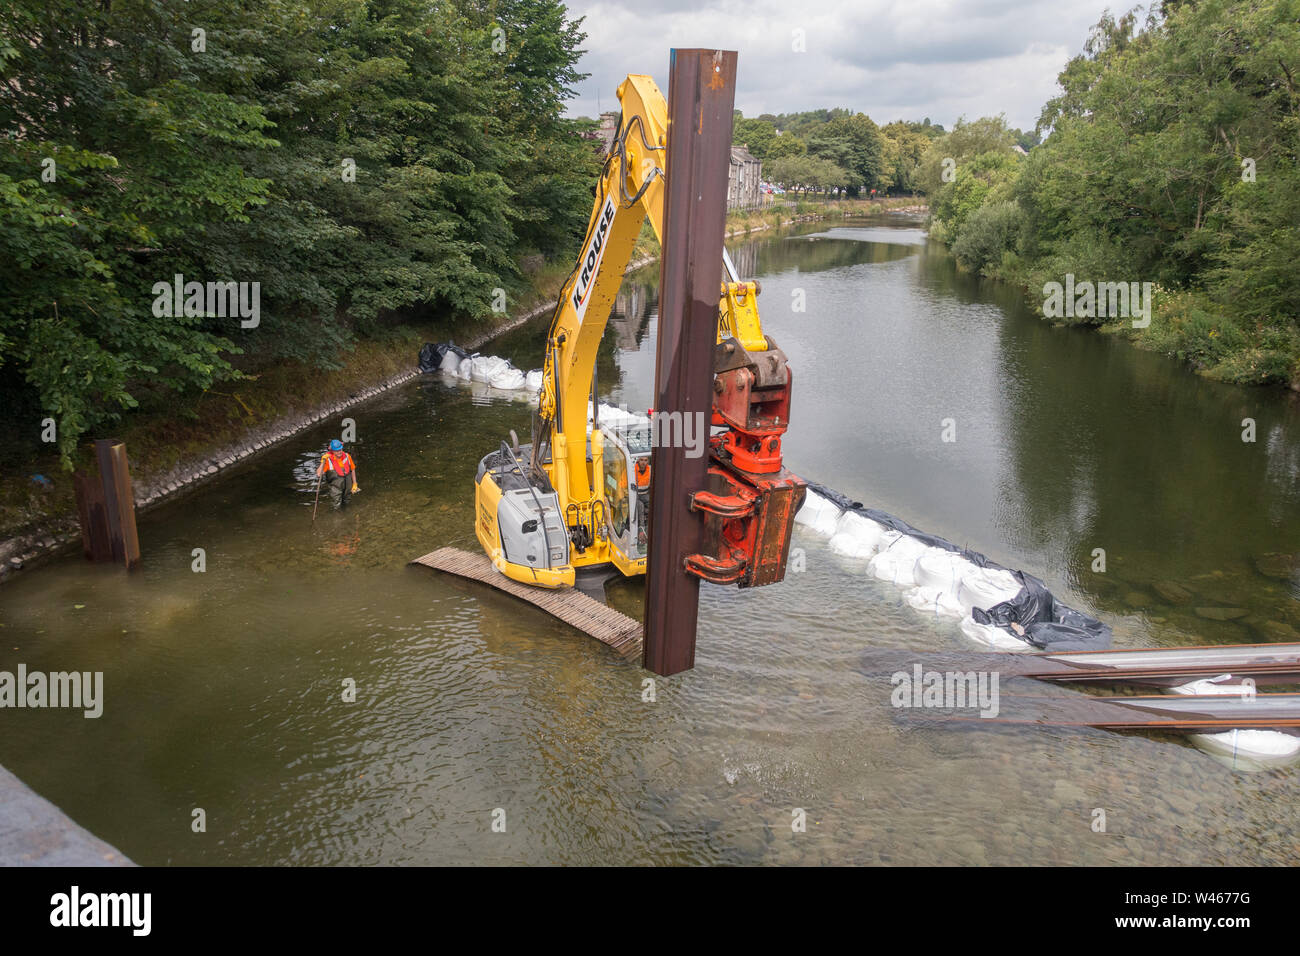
[{"left": 474, "top": 73, "right": 804, "bottom": 591}]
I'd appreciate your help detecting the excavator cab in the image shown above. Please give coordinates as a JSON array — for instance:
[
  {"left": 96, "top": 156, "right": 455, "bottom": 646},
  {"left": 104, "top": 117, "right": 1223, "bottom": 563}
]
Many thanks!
[{"left": 599, "top": 415, "right": 652, "bottom": 565}]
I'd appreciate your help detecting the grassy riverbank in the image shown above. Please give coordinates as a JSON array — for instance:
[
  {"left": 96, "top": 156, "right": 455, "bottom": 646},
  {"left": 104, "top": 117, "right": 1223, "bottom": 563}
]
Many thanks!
[{"left": 985, "top": 260, "right": 1300, "bottom": 391}]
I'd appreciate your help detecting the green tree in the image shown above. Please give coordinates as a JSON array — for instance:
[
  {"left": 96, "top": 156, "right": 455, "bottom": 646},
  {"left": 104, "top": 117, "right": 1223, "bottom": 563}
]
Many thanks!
[
  {"left": 0, "top": 0, "right": 277, "bottom": 463},
  {"left": 951, "top": 200, "right": 1027, "bottom": 273},
  {"left": 0, "top": 0, "right": 600, "bottom": 463},
  {"left": 880, "top": 121, "right": 932, "bottom": 193},
  {"left": 806, "top": 113, "right": 883, "bottom": 194},
  {"left": 733, "top": 116, "right": 777, "bottom": 161},
  {"left": 767, "top": 155, "right": 851, "bottom": 197},
  {"left": 766, "top": 133, "right": 807, "bottom": 159}
]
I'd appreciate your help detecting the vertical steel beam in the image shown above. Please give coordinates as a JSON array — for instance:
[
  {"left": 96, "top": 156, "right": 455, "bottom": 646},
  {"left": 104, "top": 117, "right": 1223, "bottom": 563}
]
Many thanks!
[
  {"left": 94, "top": 439, "right": 141, "bottom": 569},
  {"left": 643, "top": 49, "right": 737, "bottom": 676},
  {"left": 73, "top": 471, "right": 112, "bottom": 563}
]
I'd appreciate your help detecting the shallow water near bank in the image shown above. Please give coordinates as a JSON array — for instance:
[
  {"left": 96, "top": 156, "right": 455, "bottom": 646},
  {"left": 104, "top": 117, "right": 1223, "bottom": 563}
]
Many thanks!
[{"left": 1, "top": 215, "right": 1297, "bottom": 865}]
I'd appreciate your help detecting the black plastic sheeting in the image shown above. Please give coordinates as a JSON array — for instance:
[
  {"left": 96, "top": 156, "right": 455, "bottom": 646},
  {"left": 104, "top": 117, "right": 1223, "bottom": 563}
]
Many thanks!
[
  {"left": 805, "top": 481, "right": 1112, "bottom": 652},
  {"left": 419, "top": 342, "right": 468, "bottom": 373}
]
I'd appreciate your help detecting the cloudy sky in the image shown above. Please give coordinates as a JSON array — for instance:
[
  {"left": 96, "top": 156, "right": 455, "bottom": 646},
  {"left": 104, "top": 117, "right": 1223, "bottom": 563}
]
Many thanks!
[{"left": 560, "top": 0, "right": 1128, "bottom": 132}]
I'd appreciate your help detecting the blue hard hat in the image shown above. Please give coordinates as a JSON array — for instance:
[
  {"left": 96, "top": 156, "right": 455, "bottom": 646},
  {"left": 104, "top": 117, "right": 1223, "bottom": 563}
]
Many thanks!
[{"left": 330, "top": 439, "right": 343, "bottom": 451}]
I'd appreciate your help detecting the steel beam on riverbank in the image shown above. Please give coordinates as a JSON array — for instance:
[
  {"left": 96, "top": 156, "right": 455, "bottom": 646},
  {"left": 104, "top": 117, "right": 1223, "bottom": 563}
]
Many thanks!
[
  {"left": 73, "top": 439, "right": 141, "bottom": 569},
  {"left": 643, "top": 49, "right": 738, "bottom": 677}
]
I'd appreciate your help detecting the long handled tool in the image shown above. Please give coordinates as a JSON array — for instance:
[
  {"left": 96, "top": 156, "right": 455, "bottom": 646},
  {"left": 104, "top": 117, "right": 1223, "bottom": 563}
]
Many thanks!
[{"left": 311, "top": 471, "right": 323, "bottom": 522}]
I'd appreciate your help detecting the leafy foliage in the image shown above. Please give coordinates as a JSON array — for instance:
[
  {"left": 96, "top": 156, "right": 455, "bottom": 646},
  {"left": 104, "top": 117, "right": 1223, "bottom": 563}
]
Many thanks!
[
  {"left": 0, "top": 0, "right": 596, "bottom": 465},
  {"left": 734, "top": 110, "right": 942, "bottom": 194},
  {"left": 952, "top": 200, "right": 1026, "bottom": 274},
  {"left": 918, "top": 0, "right": 1300, "bottom": 386},
  {"left": 766, "top": 155, "right": 853, "bottom": 195}
]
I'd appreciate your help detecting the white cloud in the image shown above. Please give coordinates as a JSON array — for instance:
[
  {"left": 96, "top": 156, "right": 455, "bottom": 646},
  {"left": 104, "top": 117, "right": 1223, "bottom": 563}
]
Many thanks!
[{"left": 561, "top": 0, "right": 1112, "bottom": 130}]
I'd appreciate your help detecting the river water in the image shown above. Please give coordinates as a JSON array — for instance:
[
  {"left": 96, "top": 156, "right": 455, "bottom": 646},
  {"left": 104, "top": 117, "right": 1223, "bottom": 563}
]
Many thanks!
[{"left": 2, "top": 216, "right": 1297, "bottom": 865}]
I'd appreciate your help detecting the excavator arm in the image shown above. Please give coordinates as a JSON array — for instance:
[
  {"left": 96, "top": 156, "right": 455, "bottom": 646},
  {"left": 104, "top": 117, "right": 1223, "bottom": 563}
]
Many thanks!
[{"left": 538, "top": 74, "right": 669, "bottom": 512}]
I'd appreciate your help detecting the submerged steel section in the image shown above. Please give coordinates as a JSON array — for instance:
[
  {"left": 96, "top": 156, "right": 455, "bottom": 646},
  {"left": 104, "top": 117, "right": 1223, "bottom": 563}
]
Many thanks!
[
  {"left": 932, "top": 692, "right": 1300, "bottom": 732},
  {"left": 1009, "top": 642, "right": 1300, "bottom": 686},
  {"left": 643, "top": 49, "right": 738, "bottom": 677}
]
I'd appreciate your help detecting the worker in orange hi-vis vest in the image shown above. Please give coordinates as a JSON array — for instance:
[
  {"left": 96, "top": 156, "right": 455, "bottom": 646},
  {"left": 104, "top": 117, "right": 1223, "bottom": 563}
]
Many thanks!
[{"left": 316, "top": 439, "right": 360, "bottom": 508}]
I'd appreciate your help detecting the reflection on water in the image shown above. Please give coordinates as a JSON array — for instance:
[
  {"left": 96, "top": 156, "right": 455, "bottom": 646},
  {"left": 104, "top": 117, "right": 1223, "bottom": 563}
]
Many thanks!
[{"left": 0, "top": 217, "right": 1297, "bottom": 865}]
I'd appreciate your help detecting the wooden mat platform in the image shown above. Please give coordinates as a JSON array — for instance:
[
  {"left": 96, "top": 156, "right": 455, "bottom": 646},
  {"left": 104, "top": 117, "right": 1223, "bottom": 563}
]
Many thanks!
[{"left": 410, "top": 547, "right": 642, "bottom": 659}]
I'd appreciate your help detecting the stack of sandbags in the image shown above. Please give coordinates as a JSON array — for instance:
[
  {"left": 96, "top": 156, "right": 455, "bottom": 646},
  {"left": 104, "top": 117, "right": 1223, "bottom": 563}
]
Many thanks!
[
  {"left": 793, "top": 487, "right": 842, "bottom": 537},
  {"left": 793, "top": 488, "right": 1035, "bottom": 650},
  {"left": 827, "top": 511, "right": 895, "bottom": 559},
  {"left": 867, "top": 535, "right": 928, "bottom": 587},
  {"left": 436, "top": 346, "right": 540, "bottom": 395}
]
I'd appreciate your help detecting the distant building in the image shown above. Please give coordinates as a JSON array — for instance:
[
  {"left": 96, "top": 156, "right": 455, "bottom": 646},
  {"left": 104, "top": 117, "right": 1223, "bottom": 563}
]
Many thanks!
[
  {"left": 1012, "top": 144, "right": 1028, "bottom": 157},
  {"left": 728, "top": 145, "right": 763, "bottom": 210},
  {"left": 582, "top": 111, "right": 620, "bottom": 155},
  {"left": 584, "top": 117, "right": 765, "bottom": 211}
]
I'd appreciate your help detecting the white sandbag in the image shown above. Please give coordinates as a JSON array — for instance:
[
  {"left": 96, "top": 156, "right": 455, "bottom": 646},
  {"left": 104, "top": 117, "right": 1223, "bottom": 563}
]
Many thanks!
[
  {"left": 906, "top": 585, "right": 965, "bottom": 618},
  {"left": 439, "top": 350, "right": 462, "bottom": 373},
  {"left": 914, "top": 549, "right": 977, "bottom": 594},
  {"left": 976, "top": 565, "right": 1020, "bottom": 593},
  {"left": 1171, "top": 675, "right": 1251, "bottom": 696},
  {"left": 957, "top": 567, "right": 1024, "bottom": 613},
  {"left": 488, "top": 366, "right": 526, "bottom": 390},
  {"left": 1191, "top": 729, "right": 1300, "bottom": 771},
  {"left": 868, "top": 549, "right": 918, "bottom": 587},
  {"left": 867, "top": 535, "right": 928, "bottom": 587},
  {"left": 875, "top": 529, "right": 903, "bottom": 553},
  {"left": 827, "top": 511, "right": 888, "bottom": 559},
  {"left": 934, "top": 591, "right": 966, "bottom": 618},
  {"left": 960, "top": 615, "right": 1031, "bottom": 650},
  {"left": 879, "top": 534, "right": 929, "bottom": 562},
  {"left": 795, "top": 490, "right": 842, "bottom": 538},
  {"left": 470, "top": 354, "right": 510, "bottom": 383},
  {"left": 525, "top": 369, "right": 543, "bottom": 391},
  {"left": 594, "top": 402, "right": 650, "bottom": 430},
  {"left": 457, "top": 356, "right": 474, "bottom": 380}
]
